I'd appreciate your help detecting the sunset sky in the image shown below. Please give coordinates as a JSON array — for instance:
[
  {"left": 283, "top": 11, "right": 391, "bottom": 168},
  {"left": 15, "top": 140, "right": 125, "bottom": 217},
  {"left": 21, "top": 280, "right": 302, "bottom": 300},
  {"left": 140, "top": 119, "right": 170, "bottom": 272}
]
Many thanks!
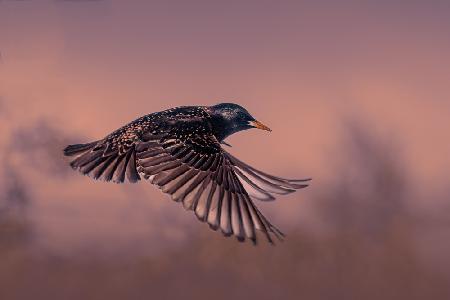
[{"left": 1, "top": 1, "right": 449, "bottom": 298}]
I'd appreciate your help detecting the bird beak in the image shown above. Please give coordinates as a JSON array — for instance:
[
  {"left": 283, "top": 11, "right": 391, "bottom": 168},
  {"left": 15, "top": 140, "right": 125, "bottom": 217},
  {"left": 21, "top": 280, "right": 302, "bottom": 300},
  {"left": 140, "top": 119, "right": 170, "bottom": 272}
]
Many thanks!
[{"left": 249, "top": 120, "right": 272, "bottom": 132}]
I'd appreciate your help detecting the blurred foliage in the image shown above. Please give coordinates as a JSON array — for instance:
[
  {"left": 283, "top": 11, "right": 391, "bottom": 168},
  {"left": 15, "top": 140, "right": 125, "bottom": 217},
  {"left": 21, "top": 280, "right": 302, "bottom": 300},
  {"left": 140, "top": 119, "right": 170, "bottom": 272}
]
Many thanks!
[{"left": 0, "top": 121, "right": 449, "bottom": 300}]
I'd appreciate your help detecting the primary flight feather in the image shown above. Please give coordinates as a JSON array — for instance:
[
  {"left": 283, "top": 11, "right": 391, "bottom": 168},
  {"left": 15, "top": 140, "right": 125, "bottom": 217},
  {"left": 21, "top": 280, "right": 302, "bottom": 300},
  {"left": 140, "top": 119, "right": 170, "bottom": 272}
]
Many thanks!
[{"left": 63, "top": 103, "right": 310, "bottom": 244}]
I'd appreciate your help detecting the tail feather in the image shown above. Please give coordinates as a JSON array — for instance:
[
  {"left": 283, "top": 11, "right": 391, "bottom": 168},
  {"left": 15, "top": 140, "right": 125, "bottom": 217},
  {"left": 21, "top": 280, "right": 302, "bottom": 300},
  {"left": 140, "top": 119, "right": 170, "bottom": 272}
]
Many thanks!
[{"left": 63, "top": 142, "right": 98, "bottom": 156}]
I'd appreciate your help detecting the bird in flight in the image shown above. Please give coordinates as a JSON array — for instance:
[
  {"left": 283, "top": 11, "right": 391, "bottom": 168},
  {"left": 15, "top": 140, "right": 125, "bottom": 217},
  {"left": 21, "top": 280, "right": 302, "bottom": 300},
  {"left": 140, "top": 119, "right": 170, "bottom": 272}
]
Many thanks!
[{"left": 64, "top": 103, "right": 310, "bottom": 244}]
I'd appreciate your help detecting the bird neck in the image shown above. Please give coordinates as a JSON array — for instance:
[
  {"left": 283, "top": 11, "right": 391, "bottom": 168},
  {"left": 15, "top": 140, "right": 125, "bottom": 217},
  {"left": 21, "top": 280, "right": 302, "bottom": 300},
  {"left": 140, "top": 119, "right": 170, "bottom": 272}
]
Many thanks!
[{"left": 209, "top": 114, "right": 245, "bottom": 141}]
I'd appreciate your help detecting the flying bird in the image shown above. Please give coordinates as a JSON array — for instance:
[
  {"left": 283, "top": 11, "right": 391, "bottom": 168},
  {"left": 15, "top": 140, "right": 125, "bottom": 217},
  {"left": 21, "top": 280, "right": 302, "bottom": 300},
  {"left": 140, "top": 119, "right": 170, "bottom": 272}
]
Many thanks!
[{"left": 63, "top": 103, "right": 310, "bottom": 244}]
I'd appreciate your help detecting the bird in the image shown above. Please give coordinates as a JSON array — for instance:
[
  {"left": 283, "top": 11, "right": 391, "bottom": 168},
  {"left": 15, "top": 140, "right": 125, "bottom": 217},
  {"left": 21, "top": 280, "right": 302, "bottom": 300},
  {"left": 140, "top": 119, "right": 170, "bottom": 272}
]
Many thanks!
[{"left": 63, "top": 103, "right": 310, "bottom": 244}]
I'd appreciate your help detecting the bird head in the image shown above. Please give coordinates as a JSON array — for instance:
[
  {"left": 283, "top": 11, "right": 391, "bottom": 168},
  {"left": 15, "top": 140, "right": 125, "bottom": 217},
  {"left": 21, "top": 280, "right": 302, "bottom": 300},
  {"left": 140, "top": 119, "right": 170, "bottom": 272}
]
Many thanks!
[{"left": 208, "top": 103, "right": 271, "bottom": 141}]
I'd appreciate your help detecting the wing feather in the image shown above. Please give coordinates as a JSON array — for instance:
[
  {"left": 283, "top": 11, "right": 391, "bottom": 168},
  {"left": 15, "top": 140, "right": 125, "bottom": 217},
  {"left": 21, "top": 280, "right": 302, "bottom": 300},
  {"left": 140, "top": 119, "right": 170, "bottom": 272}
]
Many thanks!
[
  {"left": 219, "top": 190, "right": 232, "bottom": 236},
  {"left": 133, "top": 136, "right": 293, "bottom": 243},
  {"left": 65, "top": 118, "right": 309, "bottom": 244}
]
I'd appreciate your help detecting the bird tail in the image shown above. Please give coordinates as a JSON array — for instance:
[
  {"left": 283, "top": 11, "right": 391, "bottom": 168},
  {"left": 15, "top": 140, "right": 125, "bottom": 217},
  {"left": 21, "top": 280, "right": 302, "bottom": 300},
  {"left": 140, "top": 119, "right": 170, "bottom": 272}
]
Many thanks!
[
  {"left": 63, "top": 141, "right": 141, "bottom": 183},
  {"left": 63, "top": 142, "right": 98, "bottom": 157}
]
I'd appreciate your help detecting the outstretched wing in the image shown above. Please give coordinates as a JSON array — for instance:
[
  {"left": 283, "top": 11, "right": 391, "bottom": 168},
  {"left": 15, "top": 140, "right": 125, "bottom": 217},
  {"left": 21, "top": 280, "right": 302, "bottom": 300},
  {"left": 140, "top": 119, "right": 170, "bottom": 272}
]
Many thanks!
[
  {"left": 225, "top": 152, "right": 310, "bottom": 201},
  {"left": 134, "top": 133, "right": 310, "bottom": 244},
  {"left": 64, "top": 121, "right": 310, "bottom": 244},
  {"left": 63, "top": 117, "right": 148, "bottom": 183}
]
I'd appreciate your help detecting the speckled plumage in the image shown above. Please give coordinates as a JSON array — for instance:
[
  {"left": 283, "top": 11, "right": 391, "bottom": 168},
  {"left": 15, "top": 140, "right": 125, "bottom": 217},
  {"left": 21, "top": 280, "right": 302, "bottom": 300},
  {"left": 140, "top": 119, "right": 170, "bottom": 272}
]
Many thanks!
[{"left": 64, "top": 103, "right": 310, "bottom": 244}]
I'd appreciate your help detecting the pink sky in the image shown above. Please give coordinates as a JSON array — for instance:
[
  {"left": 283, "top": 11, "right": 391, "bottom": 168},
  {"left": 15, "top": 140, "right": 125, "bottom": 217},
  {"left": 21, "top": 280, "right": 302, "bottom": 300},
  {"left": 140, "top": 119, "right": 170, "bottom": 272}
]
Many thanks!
[{"left": 1, "top": 0, "right": 450, "bottom": 255}]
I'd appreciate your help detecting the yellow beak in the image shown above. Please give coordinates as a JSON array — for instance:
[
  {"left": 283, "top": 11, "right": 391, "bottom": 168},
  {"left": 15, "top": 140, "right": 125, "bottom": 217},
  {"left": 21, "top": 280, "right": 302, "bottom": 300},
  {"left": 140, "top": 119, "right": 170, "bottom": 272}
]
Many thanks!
[{"left": 249, "top": 120, "right": 272, "bottom": 132}]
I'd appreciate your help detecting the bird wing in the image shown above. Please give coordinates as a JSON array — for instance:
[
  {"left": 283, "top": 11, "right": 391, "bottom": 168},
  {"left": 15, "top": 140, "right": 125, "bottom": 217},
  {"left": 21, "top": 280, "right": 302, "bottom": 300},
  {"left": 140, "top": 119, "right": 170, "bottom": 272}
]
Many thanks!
[
  {"left": 64, "top": 124, "right": 310, "bottom": 244},
  {"left": 64, "top": 127, "right": 144, "bottom": 183},
  {"left": 134, "top": 132, "right": 310, "bottom": 244},
  {"left": 224, "top": 151, "right": 310, "bottom": 201}
]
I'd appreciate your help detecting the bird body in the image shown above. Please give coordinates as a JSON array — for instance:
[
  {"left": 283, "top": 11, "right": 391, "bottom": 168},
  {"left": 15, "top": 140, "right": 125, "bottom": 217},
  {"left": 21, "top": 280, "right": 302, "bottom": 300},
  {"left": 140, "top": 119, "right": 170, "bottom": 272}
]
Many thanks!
[{"left": 64, "top": 103, "right": 310, "bottom": 244}]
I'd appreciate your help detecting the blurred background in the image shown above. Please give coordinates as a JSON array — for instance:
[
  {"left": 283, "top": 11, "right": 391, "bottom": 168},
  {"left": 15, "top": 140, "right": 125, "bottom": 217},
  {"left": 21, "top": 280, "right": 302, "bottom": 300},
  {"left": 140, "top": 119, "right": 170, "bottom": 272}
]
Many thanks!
[{"left": 1, "top": 1, "right": 450, "bottom": 299}]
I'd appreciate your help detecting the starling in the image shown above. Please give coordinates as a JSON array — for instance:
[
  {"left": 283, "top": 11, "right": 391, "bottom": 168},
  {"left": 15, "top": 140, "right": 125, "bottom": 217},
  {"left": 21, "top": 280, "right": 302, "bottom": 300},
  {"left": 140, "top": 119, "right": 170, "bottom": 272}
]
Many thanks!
[{"left": 63, "top": 103, "right": 310, "bottom": 244}]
